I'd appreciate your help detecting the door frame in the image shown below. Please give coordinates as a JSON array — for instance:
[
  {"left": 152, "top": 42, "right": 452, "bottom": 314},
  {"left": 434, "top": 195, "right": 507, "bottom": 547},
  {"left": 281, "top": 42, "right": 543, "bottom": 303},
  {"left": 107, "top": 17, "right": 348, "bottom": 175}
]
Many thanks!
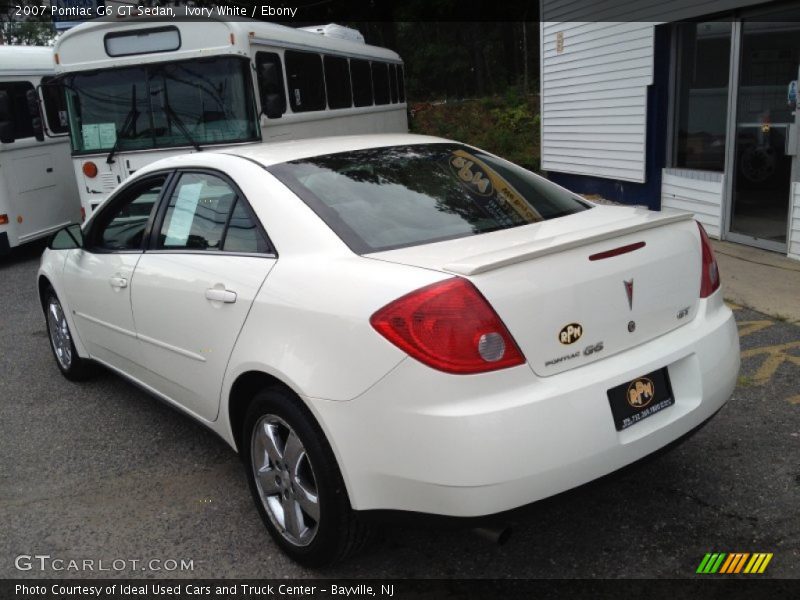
[{"left": 721, "top": 17, "right": 795, "bottom": 253}]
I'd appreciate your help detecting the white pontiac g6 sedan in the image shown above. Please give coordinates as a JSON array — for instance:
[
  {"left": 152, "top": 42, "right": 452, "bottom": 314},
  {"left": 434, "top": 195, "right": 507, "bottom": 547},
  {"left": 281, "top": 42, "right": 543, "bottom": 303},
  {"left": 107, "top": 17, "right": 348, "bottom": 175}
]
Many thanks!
[{"left": 38, "top": 135, "right": 740, "bottom": 565}]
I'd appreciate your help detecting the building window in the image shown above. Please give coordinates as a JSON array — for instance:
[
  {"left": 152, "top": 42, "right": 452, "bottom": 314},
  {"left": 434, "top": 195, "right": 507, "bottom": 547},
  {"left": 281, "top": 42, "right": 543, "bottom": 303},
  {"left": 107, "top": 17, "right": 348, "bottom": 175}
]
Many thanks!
[
  {"left": 284, "top": 50, "right": 326, "bottom": 112},
  {"left": 371, "top": 62, "right": 390, "bottom": 105},
  {"left": 323, "top": 55, "right": 352, "bottom": 109},
  {"left": 350, "top": 59, "right": 372, "bottom": 107},
  {"left": 673, "top": 22, "right": 732, "bottom": 171}
]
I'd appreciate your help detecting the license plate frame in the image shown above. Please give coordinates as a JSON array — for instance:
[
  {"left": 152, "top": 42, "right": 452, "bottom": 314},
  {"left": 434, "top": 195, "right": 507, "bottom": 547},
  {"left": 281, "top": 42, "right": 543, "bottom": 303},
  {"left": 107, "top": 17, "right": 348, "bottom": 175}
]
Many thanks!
[{"left": 607, "top": 368, "right": 674, "bottom": 431}]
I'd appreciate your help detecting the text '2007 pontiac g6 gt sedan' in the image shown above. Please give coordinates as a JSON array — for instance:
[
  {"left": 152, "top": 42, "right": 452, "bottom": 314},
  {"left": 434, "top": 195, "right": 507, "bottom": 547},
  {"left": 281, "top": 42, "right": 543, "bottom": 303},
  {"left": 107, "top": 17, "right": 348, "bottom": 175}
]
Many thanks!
[{"left": 38, "top": 134, "right": 740, "bottom": 566}]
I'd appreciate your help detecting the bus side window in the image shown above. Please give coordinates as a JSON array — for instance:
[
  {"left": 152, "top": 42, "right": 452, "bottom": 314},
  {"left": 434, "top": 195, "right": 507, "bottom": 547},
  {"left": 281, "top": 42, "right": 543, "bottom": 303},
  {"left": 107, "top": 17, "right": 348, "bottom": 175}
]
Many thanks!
[
  {"left": 371, "top": 62, "right": 390, "bottom": 105},
  {"left": 323, "top": 55, "right": 352, "bottom": 110},
  {"left": 350, "top": 59, "right": 373, "bottom": 107},
  {"left": 285, "top": 50, "right": 326, "bottom": 113},
  {"left": 398, "top": 65, "right": 406, "bottom": 103},
  {"left": 256, "top": 52, "right": 286, "bottom": 119},
  {"left": 389, "top": 64, "right": 399, "bottom": 104},
  {"left": 0, "top": 81, "right": 36, "bottom": 140},
  {"left": 41, "top": 76, "right": 69, "bottom": 134}
]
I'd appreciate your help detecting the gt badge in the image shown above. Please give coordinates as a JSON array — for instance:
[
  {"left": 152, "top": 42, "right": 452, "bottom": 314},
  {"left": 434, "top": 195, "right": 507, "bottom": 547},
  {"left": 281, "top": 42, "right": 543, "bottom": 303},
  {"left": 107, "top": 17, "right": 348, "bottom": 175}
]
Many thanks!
[
  {"left": 559, "top": 323, "right": 583, "bottom": 345},
  {"left": 627, "top": 377, "right": 654, "bottom": 409},
  {"left": 623, "top": 279, "right": 634, "bottom": 310}
]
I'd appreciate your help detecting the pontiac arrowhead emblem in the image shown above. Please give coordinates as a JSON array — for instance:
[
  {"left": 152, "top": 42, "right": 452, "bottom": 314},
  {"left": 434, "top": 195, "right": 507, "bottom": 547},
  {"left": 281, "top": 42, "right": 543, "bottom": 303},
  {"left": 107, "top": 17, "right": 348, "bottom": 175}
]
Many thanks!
[{"left": 624, "top": 279, "right": 634, "bottom": 310}]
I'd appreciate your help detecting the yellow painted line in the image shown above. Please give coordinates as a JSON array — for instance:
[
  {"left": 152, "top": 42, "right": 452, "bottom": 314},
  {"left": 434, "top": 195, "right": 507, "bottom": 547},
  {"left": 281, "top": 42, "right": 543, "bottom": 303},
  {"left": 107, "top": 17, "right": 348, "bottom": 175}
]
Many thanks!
[
  {"left": 733, "top": 553, "right": 750, "bottom": 573},
  {"left": 736, "top": 320, "right": 773, "bottom": 337},
  {"left": 740, "top": 341, "right": 800, "bottom": 385},
  {"left": 788, "top": 395, "right": 800, "bottom": 405},
  {"left": 758, "top": 553, "right": 773, "bottom": 573}
]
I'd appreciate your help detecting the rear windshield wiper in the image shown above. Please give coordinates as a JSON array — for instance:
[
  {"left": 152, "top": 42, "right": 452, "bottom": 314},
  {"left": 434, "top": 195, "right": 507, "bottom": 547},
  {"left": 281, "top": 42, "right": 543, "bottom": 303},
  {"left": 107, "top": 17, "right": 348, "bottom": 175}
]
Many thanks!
[{"left": 106, "top": 84, "right": 139, "bottom": 165}]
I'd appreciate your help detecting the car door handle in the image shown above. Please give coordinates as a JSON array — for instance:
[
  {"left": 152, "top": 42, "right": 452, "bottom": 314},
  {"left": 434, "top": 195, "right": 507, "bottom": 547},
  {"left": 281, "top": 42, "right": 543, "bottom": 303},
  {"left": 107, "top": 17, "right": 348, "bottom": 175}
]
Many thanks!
[
  {"left": 205, "top": 288, "right": 237, "bottom": 304},
  {"left": 109, "top": 276, "right": 128, "bottom": 289}
]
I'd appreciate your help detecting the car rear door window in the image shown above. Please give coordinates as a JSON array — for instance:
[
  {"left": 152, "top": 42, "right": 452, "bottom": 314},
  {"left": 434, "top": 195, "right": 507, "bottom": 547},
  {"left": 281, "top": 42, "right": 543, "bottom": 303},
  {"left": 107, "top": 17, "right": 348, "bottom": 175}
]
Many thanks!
[
  {"left": 223, "top": 199, "right": 263, "bottom": 253},
  {"left": 158, "top": 173, "right": 236, "bottom": 250}
]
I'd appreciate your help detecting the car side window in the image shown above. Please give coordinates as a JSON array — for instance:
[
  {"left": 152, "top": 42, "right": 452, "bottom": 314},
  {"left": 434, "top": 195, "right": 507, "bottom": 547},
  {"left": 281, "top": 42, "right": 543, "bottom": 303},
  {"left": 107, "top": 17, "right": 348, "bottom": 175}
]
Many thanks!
[
  {"left": 157, "top": 172, "right": 267, "bottom": 253},
  {"left": 93, "top": 177, "right": 165, "bottom": 251},
  {"left": 158, "top": 172, "right": 236, "bottom": 250},
  {"left": 223, "top": 199, "right": 262, "bottom": 253}
]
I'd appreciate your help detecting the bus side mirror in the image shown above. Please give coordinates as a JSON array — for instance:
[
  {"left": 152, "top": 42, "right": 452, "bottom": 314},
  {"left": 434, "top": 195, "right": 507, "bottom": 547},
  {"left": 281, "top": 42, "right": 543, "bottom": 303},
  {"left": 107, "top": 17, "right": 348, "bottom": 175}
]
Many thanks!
[
  {"left": 263, "top": 93, "right": 283, "bottom": 120},
  {"left": 0, "top": 91, "right": 13, "bottom": 143},
  {"left": 0, "top": 121, "right": 12, "bottom": 144},
  {"left": 26, "top": 89, "right": 45, "bottom": 142},
  {"left": 259, "top": 63, "right": 284, "bottom": 119},
  {"left": 49, "top": 224, "right": 84, "bottom": 250}
]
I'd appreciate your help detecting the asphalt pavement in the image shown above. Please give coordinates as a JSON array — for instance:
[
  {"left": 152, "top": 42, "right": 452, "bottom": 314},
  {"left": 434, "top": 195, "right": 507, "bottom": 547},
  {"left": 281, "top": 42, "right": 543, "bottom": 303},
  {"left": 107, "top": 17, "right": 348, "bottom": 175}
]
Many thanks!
[{"left": 1, "top": 241, "right": 799, "bottom": 579}]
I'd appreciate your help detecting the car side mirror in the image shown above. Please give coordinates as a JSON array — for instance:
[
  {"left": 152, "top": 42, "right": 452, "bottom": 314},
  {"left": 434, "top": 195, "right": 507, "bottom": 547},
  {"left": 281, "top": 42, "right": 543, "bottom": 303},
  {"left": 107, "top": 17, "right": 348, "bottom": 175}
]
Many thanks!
[
  {"left": 26, "top": 89, "right": 45, "bottom": 142},
  {"left": 49, "top": 224, "right": 84, "bottom": 250}
]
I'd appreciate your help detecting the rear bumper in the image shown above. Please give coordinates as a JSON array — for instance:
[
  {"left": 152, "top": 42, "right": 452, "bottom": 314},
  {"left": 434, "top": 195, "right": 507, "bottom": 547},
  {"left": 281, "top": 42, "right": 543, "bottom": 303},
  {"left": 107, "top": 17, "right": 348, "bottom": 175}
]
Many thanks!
[{"left": 309, "top": 293, "right": 740, "bottom": 517}]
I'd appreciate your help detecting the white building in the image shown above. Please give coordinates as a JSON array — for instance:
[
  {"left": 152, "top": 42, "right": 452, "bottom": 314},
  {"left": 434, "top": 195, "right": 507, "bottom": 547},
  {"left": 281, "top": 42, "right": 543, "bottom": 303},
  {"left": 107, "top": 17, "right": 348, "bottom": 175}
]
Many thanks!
[{"left": 540, "top": 0, "right": 800, "bottom": 260}]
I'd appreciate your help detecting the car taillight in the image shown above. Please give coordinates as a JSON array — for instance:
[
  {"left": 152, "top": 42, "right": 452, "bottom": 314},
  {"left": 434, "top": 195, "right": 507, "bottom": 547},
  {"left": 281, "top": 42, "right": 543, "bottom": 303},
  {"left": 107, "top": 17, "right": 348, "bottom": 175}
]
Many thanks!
[
  {"left": 697, "top": 221, "right": 720, "bottom": 298},
  {"left": 370, "top": 278, "right": 525, "bottom": 374}
]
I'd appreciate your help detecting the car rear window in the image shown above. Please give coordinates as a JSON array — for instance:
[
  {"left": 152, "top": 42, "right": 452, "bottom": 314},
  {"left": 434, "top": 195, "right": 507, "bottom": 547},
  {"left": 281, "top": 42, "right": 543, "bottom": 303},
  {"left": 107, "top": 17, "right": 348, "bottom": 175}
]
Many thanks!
[{"left": 268, "top": 144, "right": 590, "bottom": 253}]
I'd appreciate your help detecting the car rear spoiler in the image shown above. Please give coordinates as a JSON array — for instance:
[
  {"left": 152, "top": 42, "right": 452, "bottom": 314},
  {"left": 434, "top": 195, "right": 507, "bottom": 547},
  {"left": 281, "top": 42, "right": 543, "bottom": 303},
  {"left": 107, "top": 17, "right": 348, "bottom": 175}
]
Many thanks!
[{"left": 444, "top": 212, "right": 695, "bottom": 276}]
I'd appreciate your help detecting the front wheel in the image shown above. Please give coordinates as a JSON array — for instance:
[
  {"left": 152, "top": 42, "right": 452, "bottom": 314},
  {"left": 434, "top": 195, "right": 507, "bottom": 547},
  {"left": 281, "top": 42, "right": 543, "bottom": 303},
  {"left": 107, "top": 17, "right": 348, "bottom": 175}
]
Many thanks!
[
  {"left": 44, "top": 288, "right": 94, "bottom": 381},
  {"left": 243, "top": 386, "right": 370, "bottom": 566}
]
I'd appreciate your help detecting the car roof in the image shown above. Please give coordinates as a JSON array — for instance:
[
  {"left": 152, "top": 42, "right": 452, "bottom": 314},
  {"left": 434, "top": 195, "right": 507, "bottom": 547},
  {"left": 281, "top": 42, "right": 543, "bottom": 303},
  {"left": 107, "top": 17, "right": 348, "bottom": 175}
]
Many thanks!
[{"left": 220, "top": 134, "right": 454, "bottom": 167}]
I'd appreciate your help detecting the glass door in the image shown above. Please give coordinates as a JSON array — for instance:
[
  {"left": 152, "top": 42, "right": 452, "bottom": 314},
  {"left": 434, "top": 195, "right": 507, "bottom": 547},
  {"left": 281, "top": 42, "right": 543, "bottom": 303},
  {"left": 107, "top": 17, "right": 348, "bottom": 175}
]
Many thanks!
[{"left": 728, "top": 18, "right": 800, "bottom": 251}]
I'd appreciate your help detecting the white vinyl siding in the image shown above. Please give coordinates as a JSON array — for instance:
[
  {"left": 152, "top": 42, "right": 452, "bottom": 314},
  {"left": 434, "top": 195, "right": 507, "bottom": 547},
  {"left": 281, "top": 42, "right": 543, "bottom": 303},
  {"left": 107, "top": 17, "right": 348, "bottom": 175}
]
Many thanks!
[
  {"left": 541, "top": 21, "right": 654, "bottom": 183},
  {"left": 539, "top": 0, "right": 773, "bottom": 184},
  {"left": 661, "top": 168, "right": 724, "bottom": 238},
  {"left": 790, "top": 183, "right": 800, "bottom": 261}
]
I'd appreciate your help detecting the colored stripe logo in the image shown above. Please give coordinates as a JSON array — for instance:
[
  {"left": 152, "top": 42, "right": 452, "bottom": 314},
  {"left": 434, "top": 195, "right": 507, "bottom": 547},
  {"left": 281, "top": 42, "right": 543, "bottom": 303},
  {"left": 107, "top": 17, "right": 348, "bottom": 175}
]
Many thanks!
[{"left": 696, "top": 552, "right": 773, "bottom": 574}]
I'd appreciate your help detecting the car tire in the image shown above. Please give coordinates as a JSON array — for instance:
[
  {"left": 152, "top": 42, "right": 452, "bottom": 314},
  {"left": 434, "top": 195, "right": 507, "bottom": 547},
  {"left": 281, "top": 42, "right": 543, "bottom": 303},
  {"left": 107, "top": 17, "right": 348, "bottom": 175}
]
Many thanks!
[
  {"left": 44, "top": 287, "right": 94, "bottom": 381},
  {"left": 243, "top": 385, "right": 370, "bottom": 566}
]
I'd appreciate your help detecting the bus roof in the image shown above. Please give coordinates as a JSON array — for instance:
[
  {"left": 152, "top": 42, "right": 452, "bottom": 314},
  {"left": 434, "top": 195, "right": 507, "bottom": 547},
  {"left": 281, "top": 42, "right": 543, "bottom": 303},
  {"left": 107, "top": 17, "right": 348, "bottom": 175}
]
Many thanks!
[
  {"left": 0, "top": 46, "right": 55, "bottom": 75},
  {"left": 55, "top": 18, "right": 401, "bottom": 73}
]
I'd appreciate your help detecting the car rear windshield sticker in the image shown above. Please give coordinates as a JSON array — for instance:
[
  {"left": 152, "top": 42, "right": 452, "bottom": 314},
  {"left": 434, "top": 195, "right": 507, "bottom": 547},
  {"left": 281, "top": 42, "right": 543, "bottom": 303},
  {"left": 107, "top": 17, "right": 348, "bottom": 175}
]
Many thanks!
[{"left": 446, "top": 149, "right": 543, "bottom": 225}]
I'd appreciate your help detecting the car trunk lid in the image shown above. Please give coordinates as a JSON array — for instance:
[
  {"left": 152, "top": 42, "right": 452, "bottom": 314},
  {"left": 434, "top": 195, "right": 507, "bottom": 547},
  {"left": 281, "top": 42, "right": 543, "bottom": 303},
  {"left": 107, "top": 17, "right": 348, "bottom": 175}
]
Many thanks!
[{"left": 366, "top": 206, "right": 702, "bottom": 376}]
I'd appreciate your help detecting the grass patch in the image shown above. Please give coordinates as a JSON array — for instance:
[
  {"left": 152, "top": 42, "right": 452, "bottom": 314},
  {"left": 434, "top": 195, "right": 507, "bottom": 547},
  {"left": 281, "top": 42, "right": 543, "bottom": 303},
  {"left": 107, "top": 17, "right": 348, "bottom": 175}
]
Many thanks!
[{"left": 409, "top": 93, "right": 541, "bottom": 172}]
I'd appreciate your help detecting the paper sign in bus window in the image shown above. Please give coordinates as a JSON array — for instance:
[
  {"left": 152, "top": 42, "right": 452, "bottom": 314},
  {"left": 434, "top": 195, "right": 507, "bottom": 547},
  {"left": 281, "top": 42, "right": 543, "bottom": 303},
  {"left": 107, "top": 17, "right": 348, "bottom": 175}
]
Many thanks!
[
  {"left": 81, "top": 124, "right": 100, "bottom": 150},
  {"left": 164, "top": 182, "right": 203, "bottom": 247},
  {"left": 98, "top": 123, "right": 117, "bottom": 148}
]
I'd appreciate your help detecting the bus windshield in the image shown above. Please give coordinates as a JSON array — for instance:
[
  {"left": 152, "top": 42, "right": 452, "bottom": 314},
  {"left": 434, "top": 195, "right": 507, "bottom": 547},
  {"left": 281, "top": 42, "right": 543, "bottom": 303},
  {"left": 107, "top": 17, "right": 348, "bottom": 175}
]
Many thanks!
[{"left": 64, "top": 56, "right": 259, "bottom": 154}]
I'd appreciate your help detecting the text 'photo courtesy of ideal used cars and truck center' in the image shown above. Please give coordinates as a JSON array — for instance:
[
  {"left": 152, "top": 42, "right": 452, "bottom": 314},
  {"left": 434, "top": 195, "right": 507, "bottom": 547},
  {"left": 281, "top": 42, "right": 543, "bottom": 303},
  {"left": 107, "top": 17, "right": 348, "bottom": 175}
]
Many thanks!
[{"left": 2, "top": 2, "right": 753, "bottom": 579}]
